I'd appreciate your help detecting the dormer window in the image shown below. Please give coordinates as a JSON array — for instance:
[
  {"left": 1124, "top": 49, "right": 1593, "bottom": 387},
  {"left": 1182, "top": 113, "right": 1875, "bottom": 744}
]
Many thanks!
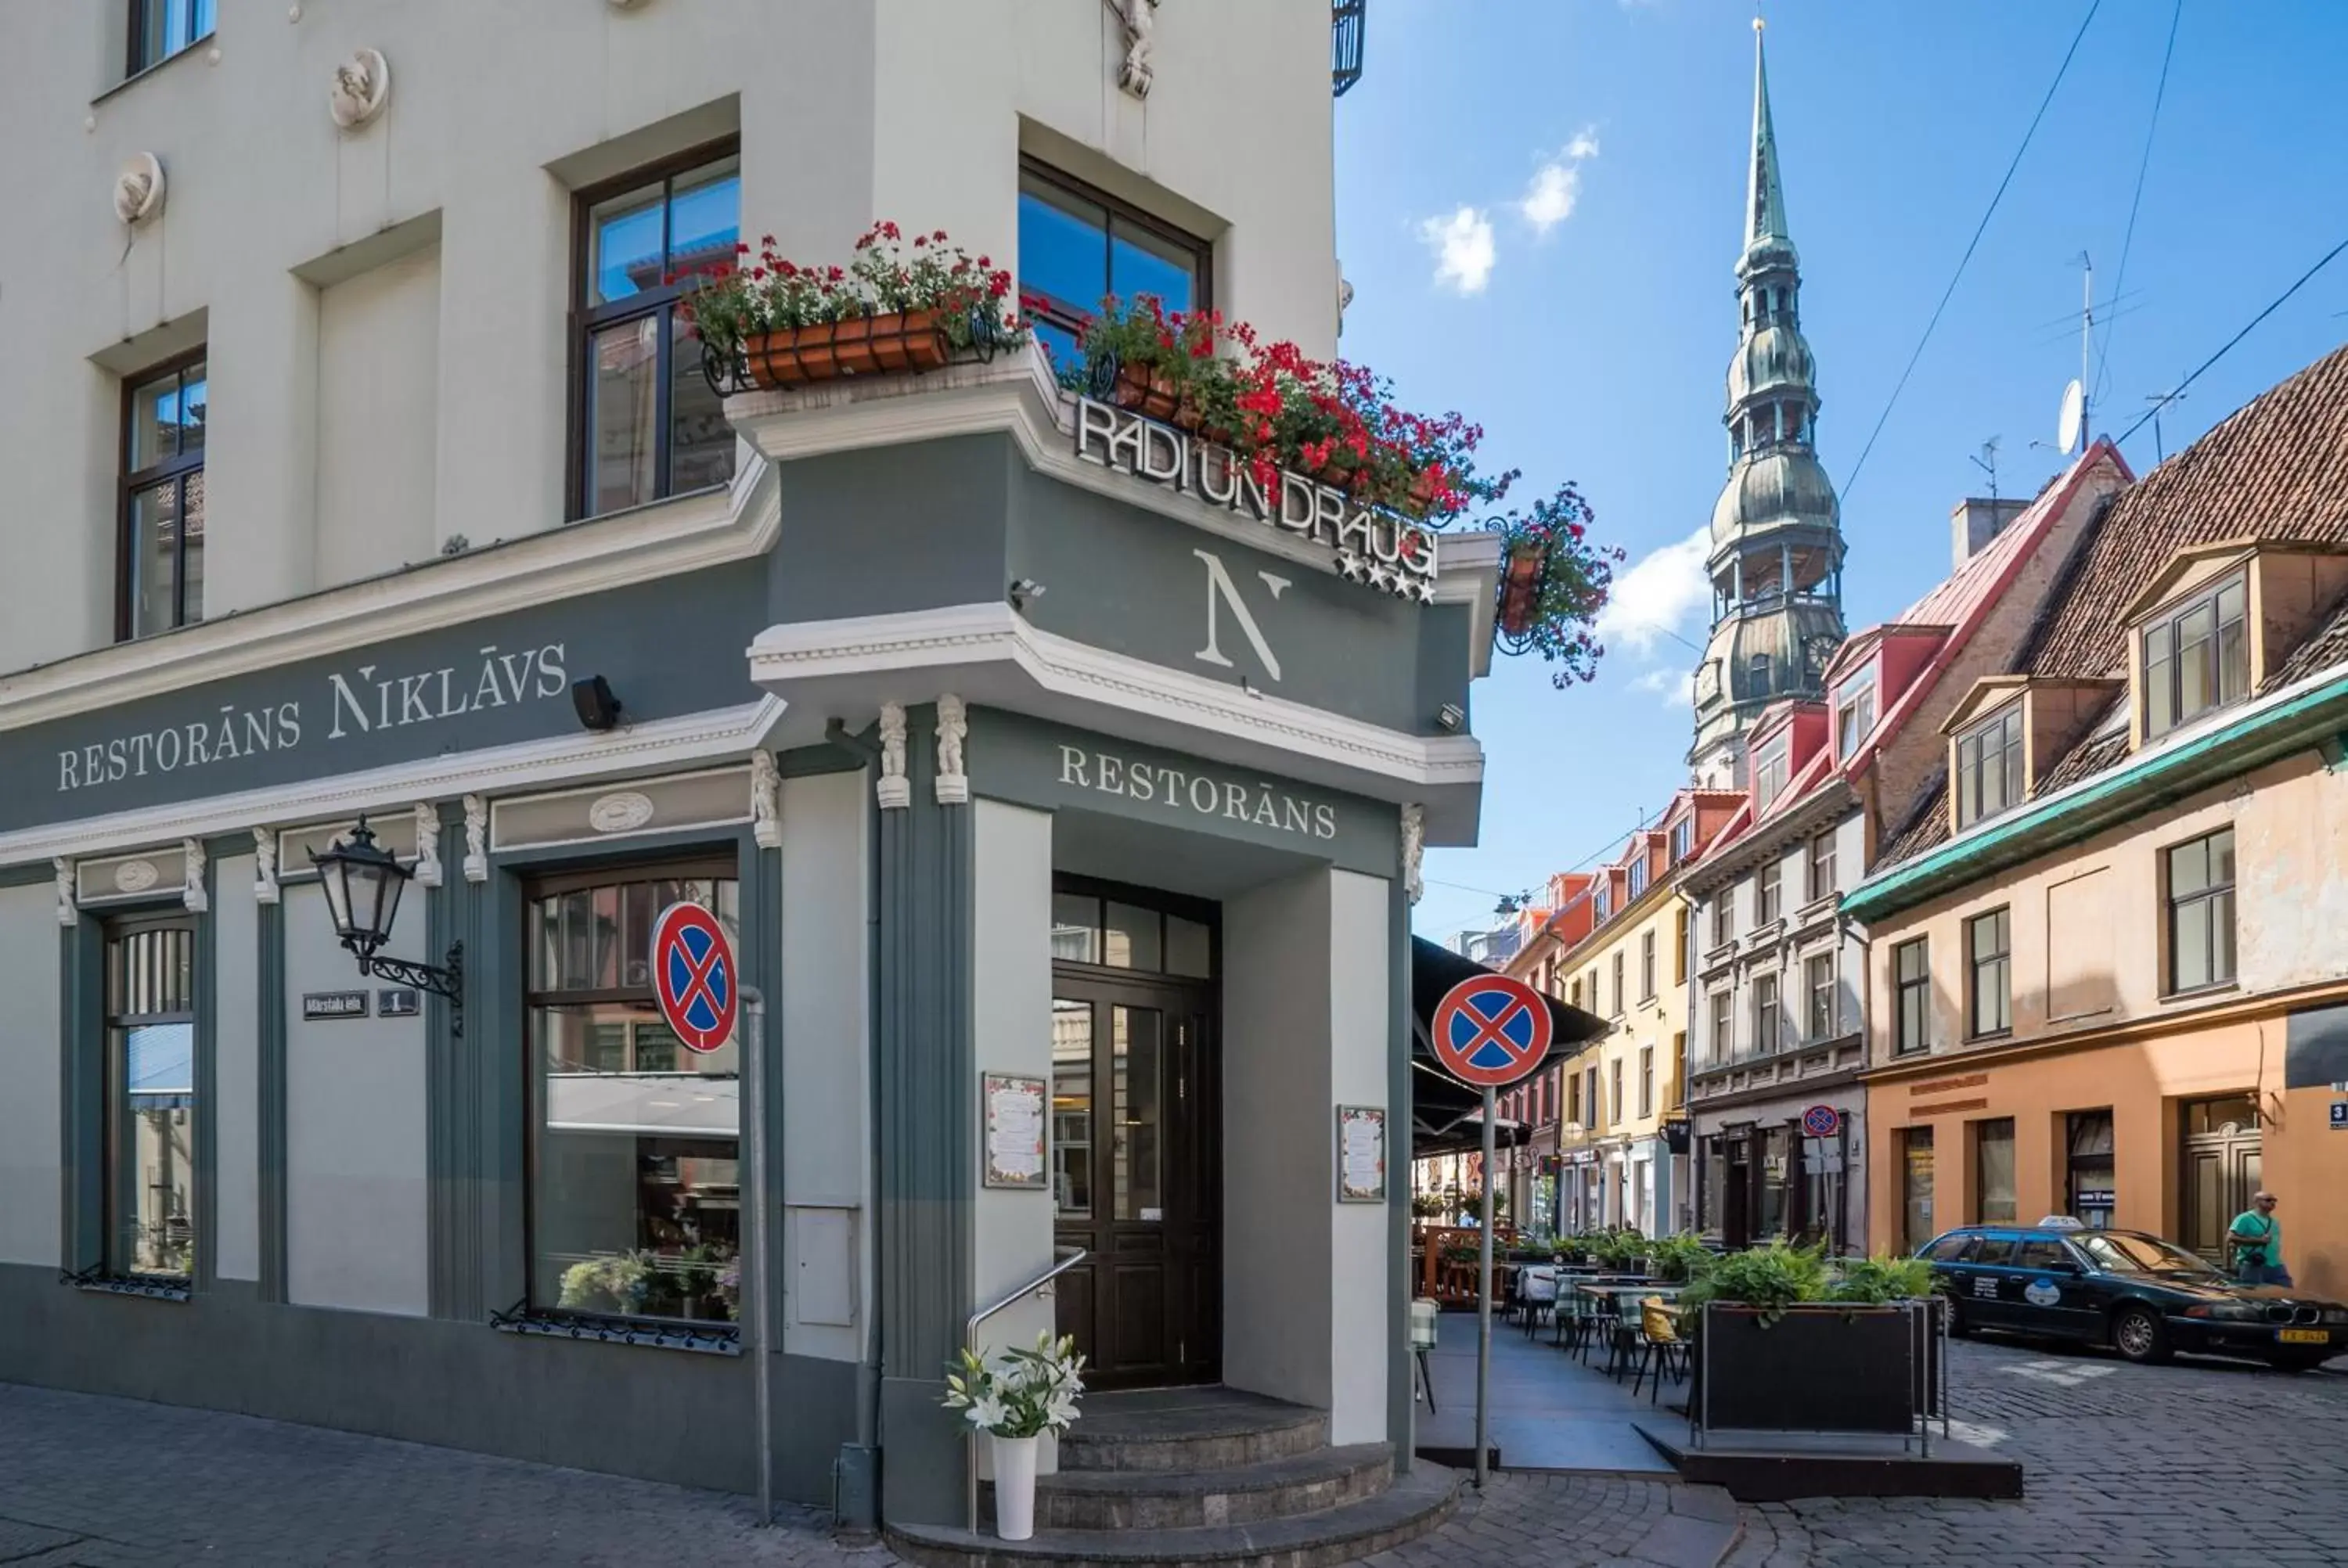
[
  {"left": 1835, "top": 674, "right": 1877, "bottom": 757},
  {"left": 1595, "top": 883, "right": 1612, "bottom": 921},
  {"left": 1669, "top": 818, "right": 1694, "bottom": 864},
  {"left": 1954, "top": 702, "right": 2024, "bottom": 829},
  {"left": 1754, "top": 739, "right": 1790, "bottom": 811},
  {"left": 2143, "top": 575, "right": 2249, "bottom": 739},
  {"left": 1629, "top": 858, "right": 1648, "bottom": 900}
]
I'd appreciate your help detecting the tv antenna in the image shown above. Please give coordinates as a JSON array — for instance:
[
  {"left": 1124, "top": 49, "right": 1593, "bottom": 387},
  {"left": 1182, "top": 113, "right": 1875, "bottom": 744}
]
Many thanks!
[
  {"left": 2056, "top": 251, "right": 2093, "bottom": 455},
  {"left": 2142, "top": 385, "right": 2186, "bottom": 464},
  {"left": 1969, "top": 437, "right": 2002, "bottom": 505}
]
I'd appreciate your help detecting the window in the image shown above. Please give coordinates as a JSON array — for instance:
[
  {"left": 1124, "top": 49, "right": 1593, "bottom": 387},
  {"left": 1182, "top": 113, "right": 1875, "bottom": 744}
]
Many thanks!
[
  {"left": 1808, "top": 831, "right": 1837, "bottom": 903},
  {"left": 1567, "top": 1070, "right": 1582, "bottom": 1127},
  {"left": 574, "top": 148, "right": 740, "bottom": 520},
  {"left": 1586, "top": 1066, "right": 1601, "bottom": 1129},
  {"left": 1894, "top": 937, "right": 1930, "bottom": 1055},
  {"left": 1974, "top": 1118, "right": 2017, "bottom": 1223},
  {"left": 1596, "top": 883, "right": 1613, "bottom": 921},
  {"left": 1640, "top": 930, "right": 1657, "bottom": 1001},
  {"left": 1611, "top": 953, "right": 1625, "bottom": 1016},
  {"left": 1806, "top": 952, "right": 1835, "bottom": 1040},
  {"left": 1922, "top": 1232, "right": 1973, "bottom": 1264},
  {"left": 105, "top": 917, "right": 197, "bottom": 1277},
  {"left": 1755, "top": 739, "right": 1790, "bottom": 810},
  {"left": 1967, "top": 908, "right": 2011, "bottom": 1038},
  {"left": 1674, "top": 904, "right": 1691, "bottom": 986},
  {"left": 1758, "top": 859, "right": 1782, "bottom": 926},
  {"left": 1753, "top": 973, "right": 1781, "bottom": 1056},
  {"left": 1638, "top": 1046, "right": 1654, "bottom": 1118},
  {"left": 1835, "top": 676, "right": 1877, "bottom": 755},
  {"left": 2144, "top": 575, "right": 2249, "bottom": 739},
  {"left": 1610, "top": 1059, "right": 1623, "bottom": 1123},
  {"left": 1051, "top": 892, "right": 1214, "bottom": 979},
  {"left": 528, "top": 865, "right": 741, "bottom": 1325},
  {"left": 1586, "top": 968, "right": 1598, "bottom": 1012},
  {"left": 1900, "top": 1127, "right": 1936, "bottom": 1253},
  {"left": 1629, "top": 857, "right": 1650, "bottom": 900},
  {"left": 1712, "top": 895, "right": 1734, "bottom": 949},
  {"left": 129, "top": 0, "right": 215, "bottom": 74},
  {"left": 120, "top": 356, "right": 207, "bottom": 639},
  {"left": 2166, "top": 828, "right": 2237, "bottom": 993},
  {"left": 1954, "top": 703, "right": 2025, "bottom": 828},
  {"left": 1017, "top": 160, "right": 1211, "bottom": 374},
  {"left": 1568, "top": 976, "right": 1582, "bottom": 1009},
  {"left": 1670, "top": 818, "right": 1694, "bottom": 863},
  {"left": 1709, "top": 990, "right": 1731, "bottom": 1064}
]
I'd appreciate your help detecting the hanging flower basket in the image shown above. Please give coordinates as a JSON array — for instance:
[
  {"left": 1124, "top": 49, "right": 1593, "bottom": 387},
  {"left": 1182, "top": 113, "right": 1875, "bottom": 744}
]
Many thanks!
[
  {"left": 1499, "top": 541, "right": 1546, "bottom": 638},
  {"left": 1486, "top": 483, "right": 1624, "bottom": 687},
  {"left": 737, "top": 309, "right": 950, "bottom": 390}
]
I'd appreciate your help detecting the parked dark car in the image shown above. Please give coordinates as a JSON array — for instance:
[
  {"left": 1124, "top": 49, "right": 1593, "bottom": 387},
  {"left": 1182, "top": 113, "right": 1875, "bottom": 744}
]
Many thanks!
[{"left": 1915, "top": 1223, "right": 2348, "bottom": 1371}]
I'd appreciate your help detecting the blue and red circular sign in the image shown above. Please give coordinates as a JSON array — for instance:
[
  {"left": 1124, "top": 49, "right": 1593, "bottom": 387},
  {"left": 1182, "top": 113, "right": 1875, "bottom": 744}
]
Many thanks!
[
  {"left": 1430, "top": 974, "right": 1553, "bottom": 1088},
  {"left": 651, "top": 902, "right": 739, "bottom": 1055},
  {"left": 1801, "top": 1103, "right": 1842, "bottom": 1138}
]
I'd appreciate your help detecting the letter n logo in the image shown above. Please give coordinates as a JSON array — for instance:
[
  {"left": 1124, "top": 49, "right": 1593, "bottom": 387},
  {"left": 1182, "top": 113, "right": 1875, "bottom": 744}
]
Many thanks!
[{"left": 1192, "top": 548, "right": 1287, "bottom": 683}]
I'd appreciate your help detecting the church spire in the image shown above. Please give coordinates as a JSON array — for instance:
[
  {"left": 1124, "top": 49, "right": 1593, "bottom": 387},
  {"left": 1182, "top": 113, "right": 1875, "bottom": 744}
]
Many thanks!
[{"left": 1744, "top": 19, "right": 1794, "bottom": 263}]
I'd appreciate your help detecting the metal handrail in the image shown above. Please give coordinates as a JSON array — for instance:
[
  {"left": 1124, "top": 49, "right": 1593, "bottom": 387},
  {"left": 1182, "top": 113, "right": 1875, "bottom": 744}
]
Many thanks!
[{"left": 963, "top": 1246, "right": 1088, "bottom": 1533}]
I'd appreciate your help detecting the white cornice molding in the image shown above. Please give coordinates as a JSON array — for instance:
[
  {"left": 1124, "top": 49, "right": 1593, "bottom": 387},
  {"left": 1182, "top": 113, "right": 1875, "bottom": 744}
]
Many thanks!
[
  {"left": 746, "top": 601, "right": 1484, "bottom": 833},
  {"left": 0, "top": 462, "right": 781, "bottom": 732},
  {"left": 0, "top": 698, "right": 784, "bottom": 867}
]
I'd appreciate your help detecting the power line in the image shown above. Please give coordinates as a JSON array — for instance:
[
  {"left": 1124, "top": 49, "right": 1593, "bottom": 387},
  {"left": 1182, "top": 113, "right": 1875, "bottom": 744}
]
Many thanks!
[
  {"left": 1842, "top": 0, "right": 2101, "bottom": 502},
  {"left": 2117, "top": 233, "right": 2348, "bottom": 448},
  {"left": 2094, "top": 0, "right": 2183, "bottom": 407}
]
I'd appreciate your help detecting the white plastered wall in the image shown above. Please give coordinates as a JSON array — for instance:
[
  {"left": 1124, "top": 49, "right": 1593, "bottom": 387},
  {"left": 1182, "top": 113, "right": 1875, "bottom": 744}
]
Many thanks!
[
  {"left": 0, "top": 883, "right": 63, "bottom": 1266},
  {"left": 283, "top": 880, "right": 427, "bottom": 1314},
  {"left": 212, "top": 854, "right": 261, "bottom": 1282},
  {"left": 970, "top": 798, "right": 1057, "bottom": 1358},
  {"left": 780, "top": 768, "right": 873, "bottom": 1361},
  {"left": 315, "top": 244, "right": 441, "bottom": 588}
]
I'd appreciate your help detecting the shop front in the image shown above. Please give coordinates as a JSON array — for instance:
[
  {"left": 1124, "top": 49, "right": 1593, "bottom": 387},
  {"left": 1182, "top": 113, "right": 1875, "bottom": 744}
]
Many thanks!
[
  {"left": 1692, "top": 1085, "right": 1865, "bottom": 1254},
  {"left": 0, "top": 355, "right": 1500, "bottom": 1529}
]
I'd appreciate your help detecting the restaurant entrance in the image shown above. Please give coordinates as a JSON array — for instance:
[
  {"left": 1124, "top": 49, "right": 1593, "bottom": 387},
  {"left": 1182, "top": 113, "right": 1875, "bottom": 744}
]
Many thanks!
[{"left": 1050, "top": 883, "right": 1221, "bottom": 1390}]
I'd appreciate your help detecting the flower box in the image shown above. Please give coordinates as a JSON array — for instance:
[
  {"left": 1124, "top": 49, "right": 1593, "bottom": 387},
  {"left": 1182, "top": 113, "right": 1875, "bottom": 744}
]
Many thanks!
[
  {"left": 1110, "top": 362, "right": 1181, "bottom": 422},
  {"left": 740, "top": 309, "right": 949, "bottom": 390},
  {"left": 1499, "top": 541, "right": 1546, "bottom": 636},
  {"left": 1692, "top": 1302, "right": 1921, "bottom": 1436}
]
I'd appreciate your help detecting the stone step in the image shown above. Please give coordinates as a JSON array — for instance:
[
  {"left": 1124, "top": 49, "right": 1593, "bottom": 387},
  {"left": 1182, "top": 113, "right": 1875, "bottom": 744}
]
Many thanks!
[
  {"left": 1057, "top": 1387, "right": 1329, "bottom": 1473},
  {"left": 1027, "top": 1443, "right": 1396, "bottom": 1530},
  {"left": 889, "top": 1459, "right": 1458, "bottom": 1568}
]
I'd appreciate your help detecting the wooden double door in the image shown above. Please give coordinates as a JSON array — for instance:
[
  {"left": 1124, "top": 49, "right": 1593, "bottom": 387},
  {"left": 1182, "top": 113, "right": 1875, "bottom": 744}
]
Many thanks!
[{"left": 1051, "top": 971, "right": 1219, "bottom": 1389}]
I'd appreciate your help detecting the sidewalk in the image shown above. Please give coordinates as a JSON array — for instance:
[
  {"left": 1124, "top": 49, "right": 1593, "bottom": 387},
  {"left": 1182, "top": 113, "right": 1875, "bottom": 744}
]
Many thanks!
[{"left": 1415, "top": 1305, "right": 1680, "bottom": 1473}]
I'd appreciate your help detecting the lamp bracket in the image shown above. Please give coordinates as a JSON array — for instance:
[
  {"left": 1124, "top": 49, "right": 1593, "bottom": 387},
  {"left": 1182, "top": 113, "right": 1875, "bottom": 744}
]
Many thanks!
[{"left": 355, "top": 941, "right": 466, "bottom": 1036}]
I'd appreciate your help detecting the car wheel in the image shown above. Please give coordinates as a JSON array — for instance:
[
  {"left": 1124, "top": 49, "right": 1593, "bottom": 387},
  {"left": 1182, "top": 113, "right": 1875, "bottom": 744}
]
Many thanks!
[{"left": 2112, "top": 1305, "right": 2170, "bottom": 1365}]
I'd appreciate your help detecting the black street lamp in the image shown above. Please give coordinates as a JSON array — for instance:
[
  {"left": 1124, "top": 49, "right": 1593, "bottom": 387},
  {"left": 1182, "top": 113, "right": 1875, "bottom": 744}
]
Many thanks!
[{"left": 309, "top": 816, "right": 465, "bottom": 1036}]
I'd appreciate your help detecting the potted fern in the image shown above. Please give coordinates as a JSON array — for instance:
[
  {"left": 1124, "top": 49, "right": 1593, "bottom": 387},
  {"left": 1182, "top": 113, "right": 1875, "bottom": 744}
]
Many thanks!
[{"left": 942, "top": 1331, "right": 1087, "bottom": 1541}]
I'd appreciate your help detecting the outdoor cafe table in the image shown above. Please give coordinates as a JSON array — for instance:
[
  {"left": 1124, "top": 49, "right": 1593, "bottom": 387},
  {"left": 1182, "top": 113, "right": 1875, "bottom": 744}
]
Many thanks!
[{"left": 1559, "top": 1282, "right": 1681, "bottom": 1359}]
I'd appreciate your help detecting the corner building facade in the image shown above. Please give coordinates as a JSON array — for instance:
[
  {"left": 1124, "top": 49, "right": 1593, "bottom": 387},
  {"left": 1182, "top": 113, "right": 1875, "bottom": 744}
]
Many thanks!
[{"left": 0, "top": 2, "right": 1485, "bottom": 1533}]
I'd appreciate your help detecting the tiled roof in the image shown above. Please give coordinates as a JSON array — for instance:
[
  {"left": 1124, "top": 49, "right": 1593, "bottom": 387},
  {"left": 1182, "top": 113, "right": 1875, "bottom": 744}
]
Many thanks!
[{"left": 1874, "top": 341, "right": 2348, "bottom": 869}]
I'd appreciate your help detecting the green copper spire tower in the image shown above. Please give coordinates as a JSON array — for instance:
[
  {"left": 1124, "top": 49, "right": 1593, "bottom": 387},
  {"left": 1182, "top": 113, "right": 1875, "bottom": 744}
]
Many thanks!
[{"left": 1689, "top": 16, "right": 1846, "bottom": 787}]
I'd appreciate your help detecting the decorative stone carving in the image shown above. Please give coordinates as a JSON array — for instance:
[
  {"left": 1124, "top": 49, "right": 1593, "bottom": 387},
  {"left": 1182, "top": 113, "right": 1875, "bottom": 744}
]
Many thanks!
[
  {"left": 876, "top": 703, "right": 911, "bottom": 810},
  {"left": 588, "top": 792, "right": 657, "bottom": 834},
  {"left": 182, "top": 839, "right": 208, "bottom": 913},
  {"left": 113, "top": 153, "right": 165, "bottom": 226},
  {"left": 113, "top": 859, "right": 160, "bottom": 894},
  {"left": 55, "top": 859, "right": 76, "bottom": 927},
  {"left": 751, "top": 750, "right": 782, "bottom": 849},
  {"left": 1400, "top": 804, "right": 1425, "bottom": 905},
  {"left": 254, "top": 828, "right": 280, "bottom": 904},
  {"left": 1107, "top": 0, "right": 1156, "bottom": 97},
  {"left": 462, "top": 794, "right": 489, "bottom": 883},
  {"left": 412, "top": 802, "right": 443, "bottom": 886},
  {"left": 935, "top": 695, "right": 970, "bottom": 806},
  {"left": 1338, "top": 270, "right": 1355, "bottom": 334},
  {"left": 328, "top": 48, "right": 390, "bottom": 131}
]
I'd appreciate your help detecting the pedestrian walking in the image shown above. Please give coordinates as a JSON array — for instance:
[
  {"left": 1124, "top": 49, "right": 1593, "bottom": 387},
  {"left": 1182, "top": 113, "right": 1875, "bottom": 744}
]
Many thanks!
[{"left": 2228, "top": 1191, "right": 2292, "bottom": 1286}]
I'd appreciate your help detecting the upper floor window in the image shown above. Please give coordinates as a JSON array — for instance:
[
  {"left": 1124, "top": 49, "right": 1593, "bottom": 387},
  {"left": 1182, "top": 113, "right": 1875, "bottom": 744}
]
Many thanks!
[
  {"left": 574, "top": 148, "right": 740, "bottom": 520},
  {"left": 1674, "top": 904, "right": 1691, "bottom": 986},
  {"left": 1610, "top": 1059, "right": 1624, "bottom": 1122},
  {"left": 1629, "top": 858, "right": 1649, "bottom": 900},
  {"left": 1806, "top": 952, "right": 1835, "bottom": 1039},
  {"left": 1808, "top": 830, "right": 1837, "bottom": 902},
  {"left": 1567, "top": 1070, "right": 1581, "bottom": 1126},
  {"left": 130, "top": 0, "right": 214, "bottom": 75},
  {"left": 1709, "top": 990, "right": 1730, "bottom": 1064},
  {"left": 121, "top": 356, "right": 207, "bottom": 640},
  {"left": 1712, "top": 894, "right": 1734, "bottom": 949},
  {"left": 1753, "top": 973, "right": 1781, "bottom": 1055},
  {"left": 1640, "top": 930, "right": 1657, "bottom": 1001},
  {"left": 1610, "top": 953, "right": 1625, "bottom": 1016},
  {"left": 1967, "top": 907, "right": 2012, "bottom": 1038},
  {"left": 1638, "top": 1045, "right": 1654, "bottom": 1118},
  {"left": 1669, "top": 818, "right": 1694, "bottom": 863},
  {"left": 1755, "top": 739, "right": 1791, "bottom": 811},
  {"left": 1594, "top": 883, "right": 1612, "bottom": 922},
  {"left": 1018, "top": 160, "right": 1211, "bottom": 374},
  {"left": 2144, "top": 576, "right": 2249, "bottom": 739},
  {"left": 1835, "top": 675, "right": 1877, "bottom": 756},
  {"left": 106, "top": 915, "right": 197, "bottom": 1278},
  {"left": 1955, "top": 703, "right": 2024, "bottom": 829},
  {"left": 2166, "top": 828, "right": 2237, "bottom": 994},
  {"left": 1894, "top": 937, "right": 1930, "bottom": 1055},
  {"left": 1757, "top": 859, "right": 1783, "bottom": 926}
]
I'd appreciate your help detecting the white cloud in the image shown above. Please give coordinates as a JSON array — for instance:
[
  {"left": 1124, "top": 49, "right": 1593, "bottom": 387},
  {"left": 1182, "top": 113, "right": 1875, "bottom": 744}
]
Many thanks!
[
  {"left": 1519, "top": 129, "right": 1601, "bottom": 236},
  {"left": 1595, "top": 527, "right": 1712, "bottom": 656},
  {"left": 1631, "top": 666, "right": 1698, "bottom": 708},
  {"left": 1420, "top": 206, "right": 1496, "bottom": 294}
]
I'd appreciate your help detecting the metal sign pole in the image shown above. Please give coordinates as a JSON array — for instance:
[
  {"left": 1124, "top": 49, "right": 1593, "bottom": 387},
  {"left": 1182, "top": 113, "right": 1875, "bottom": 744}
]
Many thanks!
[
  {"left": 743, "top": 987, "right": 773, "bottom": 1527},
  {"left": 1475, "top": 1083, "right": 1496, "bottom": 1491}
]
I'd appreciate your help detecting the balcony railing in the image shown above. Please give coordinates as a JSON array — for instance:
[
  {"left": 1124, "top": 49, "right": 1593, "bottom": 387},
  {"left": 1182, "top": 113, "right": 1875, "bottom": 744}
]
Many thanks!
[{"left": 1332, "top": 1, "right": 1366, "bottom": 96}]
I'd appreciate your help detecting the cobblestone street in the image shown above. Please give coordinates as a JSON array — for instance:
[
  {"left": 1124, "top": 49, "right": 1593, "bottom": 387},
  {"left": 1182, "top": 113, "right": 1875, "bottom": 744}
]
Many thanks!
[{"left": 5, "top": 1337, "right": 2346, "bottom": 1566}]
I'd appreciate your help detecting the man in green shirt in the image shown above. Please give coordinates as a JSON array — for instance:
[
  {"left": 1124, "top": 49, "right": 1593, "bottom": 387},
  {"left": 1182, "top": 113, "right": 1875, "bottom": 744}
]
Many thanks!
[{"left": 2229, "top": 1191, "right": 2291, "bottom": 1287}]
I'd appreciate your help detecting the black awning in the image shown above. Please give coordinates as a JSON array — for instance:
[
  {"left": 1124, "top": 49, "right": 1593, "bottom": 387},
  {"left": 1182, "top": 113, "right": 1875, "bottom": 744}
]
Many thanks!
[{"left": 1408, "top": 935, "right": 1608, "bottom": 1157}]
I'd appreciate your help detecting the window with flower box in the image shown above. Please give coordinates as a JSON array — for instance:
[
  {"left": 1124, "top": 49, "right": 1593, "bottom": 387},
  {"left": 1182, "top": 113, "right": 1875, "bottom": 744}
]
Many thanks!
[
  {"left": 528, "top": 862, "right": 742, "bottom": 1327},
  {"left": 1017, "top": 160, "right": 1211, "bottom": 375},
  {"left": 572, "top": 146, "right": 740, "bottom": 520}
]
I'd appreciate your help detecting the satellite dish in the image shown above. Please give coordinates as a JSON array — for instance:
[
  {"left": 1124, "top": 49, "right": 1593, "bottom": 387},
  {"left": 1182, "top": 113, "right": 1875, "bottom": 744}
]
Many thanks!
[{"left": 2057, "top": 379, "right": 2085, "bottom": 455}]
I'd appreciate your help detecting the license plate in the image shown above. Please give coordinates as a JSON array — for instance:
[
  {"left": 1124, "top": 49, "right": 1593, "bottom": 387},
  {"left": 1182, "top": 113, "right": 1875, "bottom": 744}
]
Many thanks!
[{"left": 2277, "top": 1328, "right": 2328, "bottom": 1344}]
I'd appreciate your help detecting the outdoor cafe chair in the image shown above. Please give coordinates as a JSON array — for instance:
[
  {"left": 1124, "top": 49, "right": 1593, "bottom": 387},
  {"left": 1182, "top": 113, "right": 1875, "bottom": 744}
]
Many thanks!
[{"left": 1628, "top": 1296, "right": 1689, "bottom": 1404}]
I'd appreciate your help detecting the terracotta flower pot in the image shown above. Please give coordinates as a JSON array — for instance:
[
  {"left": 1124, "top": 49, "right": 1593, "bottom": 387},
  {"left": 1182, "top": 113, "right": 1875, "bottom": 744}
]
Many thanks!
[
  {"left": 1405, "top": 470, "right": 1441, "bottom": 516},
  {"left": 1113, "top": 362, "right": 1181, "bottom": 421},
  {"left": 739, "top": 309, "right": 949, "bottom": 390},
  {"left": 1499, "top": 542, "right": 1545, "bottom": 636},
  {"left": 1315, "top": 453, "right": 1359, "bottom": 491}
]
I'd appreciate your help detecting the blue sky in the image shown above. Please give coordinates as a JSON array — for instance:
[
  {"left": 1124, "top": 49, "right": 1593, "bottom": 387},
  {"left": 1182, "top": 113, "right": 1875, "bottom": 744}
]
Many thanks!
[{"left": 1332, "top": 0, "right": 2348, "bottom": 940}]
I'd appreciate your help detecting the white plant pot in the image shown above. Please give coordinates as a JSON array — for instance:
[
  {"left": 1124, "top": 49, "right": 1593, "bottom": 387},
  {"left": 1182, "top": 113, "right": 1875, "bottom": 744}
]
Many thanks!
[{"left": 992, "top": 1433, "right": 1041, "bottom": 1541}]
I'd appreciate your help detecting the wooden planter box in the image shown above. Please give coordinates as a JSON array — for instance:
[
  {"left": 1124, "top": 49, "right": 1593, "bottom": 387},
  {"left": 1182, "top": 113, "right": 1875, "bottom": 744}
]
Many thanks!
[
  {"left": 740, "top": 308, "right": 949, "bottom": 389},
  {"left": 1694, "top": 1303, "right": 1919, "bottom": 1436},
  {"left": 1111, "top": 361, "right": 1180, "bottom": 421}
]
